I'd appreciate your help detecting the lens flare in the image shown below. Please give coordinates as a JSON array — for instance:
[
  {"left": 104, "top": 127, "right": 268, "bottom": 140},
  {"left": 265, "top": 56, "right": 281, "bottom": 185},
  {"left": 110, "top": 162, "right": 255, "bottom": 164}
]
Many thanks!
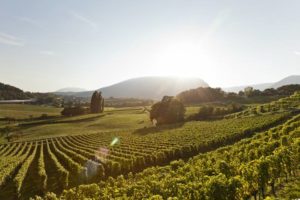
[
  {"left": 110, "top": 137, "right": 119, "bottom": 146},
  {"left": 96, "top": 147, "right": 110, "bottom": 163}
]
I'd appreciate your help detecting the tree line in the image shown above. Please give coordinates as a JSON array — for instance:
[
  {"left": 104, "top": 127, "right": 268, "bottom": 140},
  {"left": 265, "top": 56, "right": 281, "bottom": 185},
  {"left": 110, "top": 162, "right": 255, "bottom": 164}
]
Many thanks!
[{"left": 176, "top": 84, "right": 300, "bottom": 104}]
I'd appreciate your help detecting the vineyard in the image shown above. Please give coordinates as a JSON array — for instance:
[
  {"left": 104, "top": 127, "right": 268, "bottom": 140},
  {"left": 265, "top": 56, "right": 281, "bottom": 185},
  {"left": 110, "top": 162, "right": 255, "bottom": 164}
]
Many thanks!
[
  {"left": 226, "top": 91, "right": 300, "bottom": 118},
  {"left": 50, "top": 113, "right": 300, "bottom": 200},
  {"left": 2, "top": 0, "right": 300, "bottom": 199},
  {"left": 0, "top": 113, "right": 291, "bottom": 199}
]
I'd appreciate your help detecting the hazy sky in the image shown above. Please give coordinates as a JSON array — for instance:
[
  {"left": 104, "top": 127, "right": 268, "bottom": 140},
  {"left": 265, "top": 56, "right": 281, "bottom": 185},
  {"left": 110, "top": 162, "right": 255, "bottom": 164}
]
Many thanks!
[{"left": 0, "top": 0, "right": 300, "bottom": 92}]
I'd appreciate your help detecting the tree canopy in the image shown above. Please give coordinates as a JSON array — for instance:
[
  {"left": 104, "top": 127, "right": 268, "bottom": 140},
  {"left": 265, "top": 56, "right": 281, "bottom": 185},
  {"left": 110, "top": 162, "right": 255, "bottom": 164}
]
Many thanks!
[
  {"left": 150, "top": 96, "right": 185, "bottom": 125},
  {"left": 176, "top": 87, "right": 225, "bottom": 104}
]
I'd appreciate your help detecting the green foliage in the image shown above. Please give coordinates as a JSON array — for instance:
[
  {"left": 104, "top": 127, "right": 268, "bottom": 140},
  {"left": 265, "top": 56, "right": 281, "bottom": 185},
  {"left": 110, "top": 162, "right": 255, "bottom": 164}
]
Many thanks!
[
  {"left": 45, "top": 140, "right": 69, "bottom": 189},
  {"left": 38, "top": 142, "right": 47, "bottom": 193},
  {"left": 0, "top": 142, "right": 33, "bottom": 189},
  {"left": 61, "top": 184, "right": 100, "bottom": 200},
  {"left": 276, "top": 176, "right": 300, "bottom": 199},
  {"left": 14, "top": 142, "right": 38, "bottom": 197}
]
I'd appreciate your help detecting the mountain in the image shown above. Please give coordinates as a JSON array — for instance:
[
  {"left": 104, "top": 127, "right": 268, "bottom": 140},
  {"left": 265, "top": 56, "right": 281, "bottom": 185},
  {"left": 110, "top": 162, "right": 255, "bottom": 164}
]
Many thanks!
[
  {"left": 270, "top": 75, "right": 300, "bottom": 88},
  {"left": 224, "top": 75, "right": 300, "bottom": 92},
  {"left": 64, "top": 77, "right": 208, "bottom": 99},
  {"left": 0, "top": 82, "right": 57, "bottom": 101},
  {"left": 55, "top": 87, "right": 87, "bottom": 93}
]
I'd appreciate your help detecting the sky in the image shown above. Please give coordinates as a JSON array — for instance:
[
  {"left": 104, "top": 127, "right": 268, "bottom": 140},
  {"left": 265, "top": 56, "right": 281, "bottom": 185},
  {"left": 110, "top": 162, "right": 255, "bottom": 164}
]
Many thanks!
[{"left": 0, "top": 0, "right": 300, "bottom": 92}]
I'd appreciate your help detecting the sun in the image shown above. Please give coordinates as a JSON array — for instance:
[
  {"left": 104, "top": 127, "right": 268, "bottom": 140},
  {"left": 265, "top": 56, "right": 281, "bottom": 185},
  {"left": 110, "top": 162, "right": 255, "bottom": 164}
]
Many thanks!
[{"left": 153, "top": 35, "right": 211, "bottom": 77}]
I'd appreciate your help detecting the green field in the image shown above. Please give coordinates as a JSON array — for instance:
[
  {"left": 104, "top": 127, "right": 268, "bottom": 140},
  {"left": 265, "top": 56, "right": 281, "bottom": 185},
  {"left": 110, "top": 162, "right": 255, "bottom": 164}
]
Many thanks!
[
  {"left": 0, "top": 105, "right": 152, "bottom": 142},
  {"left": 0, "top": 104, "right": 62, "bottom": 119}
]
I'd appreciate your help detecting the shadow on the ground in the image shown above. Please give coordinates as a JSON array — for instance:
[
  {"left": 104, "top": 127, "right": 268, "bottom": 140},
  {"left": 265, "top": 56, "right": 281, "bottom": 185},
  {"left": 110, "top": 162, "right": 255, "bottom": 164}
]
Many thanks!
[{"left": 19, "top": 114, "right": 106, "bottom": 127}]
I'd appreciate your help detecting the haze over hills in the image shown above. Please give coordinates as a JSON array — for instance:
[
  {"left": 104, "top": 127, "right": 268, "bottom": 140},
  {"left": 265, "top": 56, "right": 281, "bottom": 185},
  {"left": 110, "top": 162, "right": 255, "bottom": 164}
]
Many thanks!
[
  {"left": 271, "top": 75, "right": 300, "bottom": 88},
  {"left": 55, "top": 87, "right": 87, "bottom": 93},
  {"left": 224, "top": 75, "right": 300, "bottom": 92},
  {"left": 2, "top": 75, "right": 300, "bottom": 100},
  {"left": 55, "top": 75, "right": 300, "bottom": 99},
  {"left": 60, "top": 76, "right": 209, "bottom": 99}
]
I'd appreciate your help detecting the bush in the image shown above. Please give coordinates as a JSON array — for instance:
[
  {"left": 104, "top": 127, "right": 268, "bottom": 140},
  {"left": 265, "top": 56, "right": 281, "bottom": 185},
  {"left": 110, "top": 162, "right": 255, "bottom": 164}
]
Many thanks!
[{"left": 61, "top": 106, "right": 87, "bottom": 116}]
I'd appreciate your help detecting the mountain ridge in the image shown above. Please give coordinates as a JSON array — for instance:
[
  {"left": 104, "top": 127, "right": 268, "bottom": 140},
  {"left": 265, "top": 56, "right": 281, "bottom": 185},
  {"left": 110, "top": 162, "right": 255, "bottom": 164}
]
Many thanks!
[
  {"left": 224, "top": 75, "right": 300, "bottom": 92},
  {"left": 56, "top": 76, "right": 209, "bottom": 99},
  {"left": 55, "top": 87, "right": 87, "bottom": 93}
]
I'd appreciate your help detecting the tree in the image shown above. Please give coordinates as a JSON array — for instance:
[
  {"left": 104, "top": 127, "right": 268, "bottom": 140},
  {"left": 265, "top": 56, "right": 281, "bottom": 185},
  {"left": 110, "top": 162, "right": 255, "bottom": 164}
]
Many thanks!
[
  {"left": 196, "top": 106, "right": 214, "bottom": 119},
  {"left": 277, "top": 84, "right": 300, "bottom": 95},
  {"left": 90, "top": 91, "right": 104, "bottom": 113},
  {"left": 150, "top": 96, "right": 185, "bottom": 125},
  {"left": 244, "top": 87, "right": 254, "bottom": 97},
  {"left": 262, "top": 88, "right": 277, "bottom": 96}
]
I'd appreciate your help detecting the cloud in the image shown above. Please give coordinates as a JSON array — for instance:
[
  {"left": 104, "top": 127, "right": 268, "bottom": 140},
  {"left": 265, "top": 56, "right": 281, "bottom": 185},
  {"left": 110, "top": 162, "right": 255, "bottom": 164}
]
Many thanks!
[
  {"left": 294, "top": 51, "right": 300, "bottom": 55},
  {"left": 40, "top": 50, "right": 55, "bottom": 56},
  {"left": 69, "top": 11, "right": 98, "bottom": 29},
  {"left": 0, "top": 32, "right": 24, "bottom": 46}
]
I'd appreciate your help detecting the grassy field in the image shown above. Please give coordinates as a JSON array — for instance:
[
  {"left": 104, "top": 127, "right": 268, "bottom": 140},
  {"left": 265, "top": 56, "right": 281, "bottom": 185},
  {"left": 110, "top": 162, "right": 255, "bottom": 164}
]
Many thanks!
[
  {"left": 17, "top": 111, "right": 152, "bottom": 141},
  {"left": 185, "top": 106, "right": 200, "bottom": 116},
  {"left": 0, "top": 105, "right": 152, "bottom": 142},
  {"left": 0, "top": 101, "right": 297, "bottom": 142},
  {"left": 0, "top": 104, "right": 62, "bottom": 119}
]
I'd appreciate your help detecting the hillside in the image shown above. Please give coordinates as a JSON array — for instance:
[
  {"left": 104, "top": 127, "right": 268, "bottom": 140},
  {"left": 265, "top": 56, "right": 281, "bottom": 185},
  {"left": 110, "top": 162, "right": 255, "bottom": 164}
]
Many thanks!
[
  {"left": 0, "top": 82, "right": 33, "bottom": 100},
  {"left": 61, "top": 76, "right": 208, "bottom": 99},
  {"left": 224, "top": 75, "right": 300, "bottom": 92},
  {"left": 0, "top": 82, "right": 60, "bottom": 105}
]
